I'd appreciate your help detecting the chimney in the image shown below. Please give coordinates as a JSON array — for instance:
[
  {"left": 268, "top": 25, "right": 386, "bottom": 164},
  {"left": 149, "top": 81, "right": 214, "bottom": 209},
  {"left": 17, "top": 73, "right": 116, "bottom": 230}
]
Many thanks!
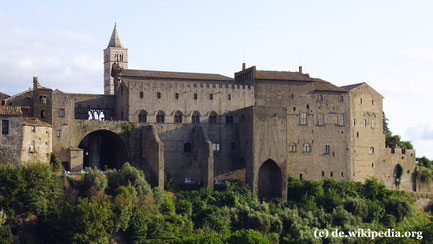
[
  {"left": 242, "top": 63, "right": 246, "bottom": 71},
  {"left": 298, "top": 66, "right": 303, "bottom": 73},
  {"left": 33, "top": 77, "right": 38, "bottom": 90}
]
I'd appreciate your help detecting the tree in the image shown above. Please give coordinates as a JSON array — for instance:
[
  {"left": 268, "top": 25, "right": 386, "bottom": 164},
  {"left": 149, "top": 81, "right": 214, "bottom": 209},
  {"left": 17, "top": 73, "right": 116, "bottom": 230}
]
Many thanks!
[{"left": 226, "top": 229, "right": 269, "bottom": 244}]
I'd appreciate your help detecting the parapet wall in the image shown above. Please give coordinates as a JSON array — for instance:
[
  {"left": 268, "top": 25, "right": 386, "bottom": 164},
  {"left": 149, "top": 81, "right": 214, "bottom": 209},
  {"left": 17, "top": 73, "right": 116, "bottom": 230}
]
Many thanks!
[{"left": 376, "top": 148, "right": 416, "bottom": 191}]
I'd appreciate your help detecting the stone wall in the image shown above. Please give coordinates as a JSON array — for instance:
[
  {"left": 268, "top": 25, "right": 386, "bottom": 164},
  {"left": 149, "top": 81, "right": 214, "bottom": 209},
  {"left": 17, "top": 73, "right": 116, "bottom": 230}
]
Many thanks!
[
  {"left": 21, "top": 124, "right": 52, "bottom": 163},
  {"left": 192, "top": 126, "right": 214, "bottom": 187},
  {"left": 0, "top": 115, "right": 23, "bottom": 165},
  {"left": 141, "top": 125, "right": 164, "bottom": 188}
]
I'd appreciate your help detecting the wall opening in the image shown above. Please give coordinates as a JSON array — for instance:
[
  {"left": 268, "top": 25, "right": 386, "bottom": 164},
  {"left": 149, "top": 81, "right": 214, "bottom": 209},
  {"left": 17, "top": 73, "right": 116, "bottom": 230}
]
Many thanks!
[
  {"left": 78, "top": 130, "right": 128, "bottom": 170},
  {"left": 258, "top": 159, "right": 282, "bottom": 200}
]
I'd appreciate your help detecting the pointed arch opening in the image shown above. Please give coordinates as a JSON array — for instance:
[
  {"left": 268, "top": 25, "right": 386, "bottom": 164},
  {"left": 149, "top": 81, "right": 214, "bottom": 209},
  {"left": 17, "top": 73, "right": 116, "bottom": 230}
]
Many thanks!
[{"left": 258, "top": 159, "right": 282, "bottom": 200}]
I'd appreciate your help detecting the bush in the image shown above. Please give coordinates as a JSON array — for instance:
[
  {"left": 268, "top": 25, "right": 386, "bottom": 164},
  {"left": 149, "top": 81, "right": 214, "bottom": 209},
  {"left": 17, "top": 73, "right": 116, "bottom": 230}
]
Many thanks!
[
  {"left": 385, "top": 197, "right": 411, "bottom": 222},
  {"left": 106, "top": 162, "right": 151, "bottom": 197},
  {"left": 226, "top": 229, "right": 269, "bottom": 244},
  {"left": 82, "top": 167, "right": 108, "bottom": 194},
  {"left": 179, "top": 233, "right": 223, "bottom": 244},
  {"left": 49, "top": 153, "right": 62, "bottom": 172}
]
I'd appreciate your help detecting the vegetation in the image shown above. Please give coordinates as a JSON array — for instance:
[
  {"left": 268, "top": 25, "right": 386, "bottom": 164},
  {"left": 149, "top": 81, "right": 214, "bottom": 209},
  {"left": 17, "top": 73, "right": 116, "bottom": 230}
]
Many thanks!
[
  {"left": 383, "top": 112, "right": 414, "bottom": 149},
  {"left": 0, "top": 162, "right": 432, "bottom": 243}
]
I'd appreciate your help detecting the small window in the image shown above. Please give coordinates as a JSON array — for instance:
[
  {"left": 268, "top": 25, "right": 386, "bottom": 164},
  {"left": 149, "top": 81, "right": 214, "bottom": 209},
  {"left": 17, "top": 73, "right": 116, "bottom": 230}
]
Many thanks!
[
  {"left": 192, "top": 111, "right": 200, "bottom": 124},
  {"left": 175, "top": 93, "right": 179, "bottom": 99},
  {"left": 184, "top": 143, "right": 191, "bottom": 153},
  {"left": 300, "top": 112, "right": 307, "bottom": 125},
  {"left": 364, "top": 119, "right": 367, "bottom": 127},
  {"left": 303, "top": 143, "right": 311, "bottom": 153},
  {"left": 338, "top": 114, "right": 344, "bottom": 126},
  {"left": 209, "top": 112, "right": 218, "bottom": 124},
  {"left": 357, "top": 132, "right": 359, "bottom": 137},
  {"left": 157, "top": 92, "right": 161, "bottom": 99},
  {"left": 289, "top": 143, "right": 297, "bottom": 152},
  {"left": 372, "top": 163, "right": 374, "bottom": 168},
  {"left": 317, "top": 113, "right": 324, "bottom": 125},
  {"left": 32, "top": 126, "right": 36, "bottom": 132},
  {"left": 300, "top": 174, "right": 303, "bottom": 180},
  {"left": 138, "top": 110, "right": 148, "bottom": 123},
  {"left": 306, "top": 104, "right": 309, "bottom": 109},
  {"left": 56, "top": 130, "right": 60, "bottom": 137},
  {"left": 174, "top": 111, "right": 183, "bottom": 123},
  {"left": 156, "top": 111, "right": 165, "bottom": 123},
  {"left": 371, "top": 119, "right": 375, "bottom": 128},
  {"left": 338, "top": 95, "right": 344, "bottom": 102},
  {"left": 212, "top": 143, "right": 220, "bottom": 151},
  {"left": 59, "top": 109, "right": 65, "bottom": 117},
  {"left": 140, "top": 91, "right": 144, "bottom": 98},
  {"left": 321, "top": 171, "right": 325, "bottom": 177},
  {"left": 293, "top": 107, "right": 296, "bottom": 112},
  {"left": 370, "top": 147, "right": 374, "bottom": 154},
  {"left": 330, "top": 172, "right": 334, "bottom": 177},
  {"left": 194, "top": 93, "right": 198, "bottom": 100},
  {"left": 353, "top": 119, "right": 356, "bottom": 126},
  {"left": 360, "top": 98, "right": 363, "bottom": 104},
  {"left": 341, "top": 172, "right": 344, "bottom": 177},
  {"left": 2, "top": 120, "right": 9, "bottom": 135},
  {"left": 226, "top": 115, "right": 233, "bottom": 124},
  {"left": 318, "top": 94, "right": 324, "bottom": 101},
  {"left": 372, "top": 100, "right": 374, "bottom": 105},
  {"left": 209, "top": 94, "right": 213, "bottom": 100},
  {"left": 325, "top": 145, "right": 330, "bottom": 154},
  {"left": 29, "top": 140, "right": 35, "bottom": 153},
  {"left": 41, "top": 110, "right": 46, "bottom": 118},
  {"left": 228, "top": 94, "right": 231, "bottom": 100}
]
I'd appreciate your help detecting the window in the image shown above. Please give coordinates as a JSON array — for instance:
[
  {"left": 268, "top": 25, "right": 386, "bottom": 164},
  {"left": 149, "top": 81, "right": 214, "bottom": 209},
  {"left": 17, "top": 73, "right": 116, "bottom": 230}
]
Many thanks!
[
  {"left": 156, "top": 111, "right": 165, "bottom": 123},
  {"left": 212, "top": 143, "right": 220, "bottom": 151},
  {"left": 289, "top": 143, "right": 297, "bottom": 152},
  {"left": 209, "top": 111, "right": 217, "bottom": 124},
  {"left": 325, "top": 145, "right": 330, "bottom": 154},
  {"left": 293, "top": 107, "right": 296, "bottom": 112},
  {"left": 175, "top": 93, "right": 179, "bottom": 99},
  {"left": 364, "top": 119, "right": 367, "bottom": 127},
  {"left": 357, "top": 132, "right": 359, "bottom": 137},
  {"left": 317, "top": 113, "right": 324, "bottom": 125},
  {"left": 209, "top": 94, "right": 213, "bottom": 100},
  {"left": 156, "top": 92, "right": 161, "bottom": 99},
  {"left": 330, "top": 172, "right": 334, "bottom": 177},
  {"left": 300, "top": 174, "right": 303, "bottom": 180},
  {"left": 371, "top": 119, "right": 375, "bottom": 128},
  {"left": 174, "top": 111, "right": 183, "bottom": 123},
  {"left": 306, "top": 104, "right": 309, "bottom": 109},
  {"left": 184, "top": 143, "right": 191, "bottom": 153},
  {"left": 338, "top": 114, "right": 344, "bottom": 126},
  {"left": 228, "top": 94, "right": 231, "bottom": 100},
  {"left": 303, "top": 143, "right": 311, "bottom": 153},
  {"left": 322, "top": 171, "right": 325, "bottom": 177},
  {"left": 32, "top": 126, "right": 35, "bottom": 132},
  {"left": 353, "top": 119, "right": 356, "bottom": 126},
  {"left": 2, "top": 120, "right": 9, "bottom": 135},
  {"left": 194, "top": 93, "right": 198, "bottom": 100},
  {"left": 372, "top": 100, "right": 374, "bottom": 105},
  {"left": 370, "top": 147, "right": 374, "bottom": 154},
  {"left": 29, "top": 140, "right": 35, "bottom": 153},
  {"left": 226, "top": 115, "right": 233, "bottom": 124},
  {"left": 140, "top": 91, "right": 144, "bottom": 98},
  {"left": 192, "top": 111, "right": 200, "bottom": 124},
  {"left": 138, "top": 110, "right": 148, "bottom": 123},
  {"left": 300, "top": 112, "right": 307, "bottom": 125},
  {"left": 59, "top": 109, "right": 65, "bottom": 117},
  {"left": 339, "top": 95, "right": 344, "bottom": 102},
  {"left": 41, "top": 110, "right": 46, "bottom": 118},
  {"left": 341, "top": 172, "right": 344, "bottom": 177},
  {"left": 318, "top": 94, "right": 324, "bottom": 101},
  {"left": 56, "top": 130, "right": 60, "bottom": 137},
  {"left": 360, "top": 98, "right": 363, "bottom": 104}
]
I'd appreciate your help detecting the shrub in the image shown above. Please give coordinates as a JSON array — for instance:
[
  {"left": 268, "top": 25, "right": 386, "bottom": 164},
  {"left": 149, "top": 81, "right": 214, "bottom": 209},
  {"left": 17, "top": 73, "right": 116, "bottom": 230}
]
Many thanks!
[{"left": 226, "top": 229, "right": 269, "bottom": 244}]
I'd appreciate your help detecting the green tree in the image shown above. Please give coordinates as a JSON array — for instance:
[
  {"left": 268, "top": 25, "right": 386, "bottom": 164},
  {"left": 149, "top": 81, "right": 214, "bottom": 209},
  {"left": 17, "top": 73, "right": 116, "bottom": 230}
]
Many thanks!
[
  {"left": 227, "top": 229, "right": 269, "bottom": 244},
  {"left": 49, "top": 153, "right": 62, "bottom": 172}
]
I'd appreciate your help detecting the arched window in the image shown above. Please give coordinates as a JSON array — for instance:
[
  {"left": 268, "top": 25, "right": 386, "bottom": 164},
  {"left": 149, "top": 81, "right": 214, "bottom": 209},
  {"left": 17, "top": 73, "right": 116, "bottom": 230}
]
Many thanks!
[
  {"left": 209, "top": 111, "right": 218, "bottom": 124},
  {"left": 303, "top": 143, "right": 311, "bottom": 153},
  {"left": 40, "top": 110, "right": 46, "bottom": 118},
  {"left": 370, "top": 147, "right": 374, "bottom": 154},
  {"left": 138, "top": 110, "right": 148, "bottom": 123},
  {"left": 156, "top": 111, "right": 165, "bottom": 123},
  {"left": 192, "top": 111, "right": 200, "bottom": 124},
  {"left": 289, "top": 143, "right": 297, "bottom": 152},
  {"left": 226, "top": 115, "right": 233, "bottom": 124},
  {"left": 174, "top": 111, "right": 183, "bottom": 123}
]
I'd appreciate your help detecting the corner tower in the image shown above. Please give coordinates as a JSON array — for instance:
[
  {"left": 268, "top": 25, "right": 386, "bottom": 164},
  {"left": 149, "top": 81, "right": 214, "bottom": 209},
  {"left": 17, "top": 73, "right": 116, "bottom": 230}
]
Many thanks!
[{"left": 104, "top": 24, "right": 128, "bottom": 95}]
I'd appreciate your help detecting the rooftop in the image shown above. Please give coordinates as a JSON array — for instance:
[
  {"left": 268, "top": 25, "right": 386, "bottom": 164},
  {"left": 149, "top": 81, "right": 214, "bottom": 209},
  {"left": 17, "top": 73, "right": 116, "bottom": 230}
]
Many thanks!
[
  {"left": 22, "top": 117, "right": 51, "bottom": 127},
  {"left": 0, "top": 106, "right": 22, "bottom": 116},
  {"left": 118, "top": 69, "right": 233, "bottom": 81}
]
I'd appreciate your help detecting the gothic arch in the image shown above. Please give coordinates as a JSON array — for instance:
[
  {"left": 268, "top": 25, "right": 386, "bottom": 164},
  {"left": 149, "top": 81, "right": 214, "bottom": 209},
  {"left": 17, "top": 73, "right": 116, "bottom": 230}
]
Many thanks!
[{"left": 258, "top": 159, "right": 282, "bottom": 200}]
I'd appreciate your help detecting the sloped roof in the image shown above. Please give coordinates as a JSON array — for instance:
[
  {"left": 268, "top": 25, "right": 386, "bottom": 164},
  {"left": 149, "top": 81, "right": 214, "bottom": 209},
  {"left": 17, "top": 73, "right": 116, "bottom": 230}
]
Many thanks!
[
  {"left": 0, "top": 106, "right": 22, "bottom": 116},
  {"left": 255, "top": 70, "right": 314, "bottom": 81},
  {"left": 118, "top": 69, "right": 233, "bottom": 81},
  {"left": 107, "top": 24, "right": 123, "bottom": 48},
  {"left": 340, "top": 83, "right": 364, "bottom": 91},
  {"left": 313, "top": 79, "right": 346, "bottom": 92},
  {"left": 22, "top": 117, "right": 51, "bottom": 127},
  {"left": 0, "top": 92, "right": 9, "bottom": 99}
]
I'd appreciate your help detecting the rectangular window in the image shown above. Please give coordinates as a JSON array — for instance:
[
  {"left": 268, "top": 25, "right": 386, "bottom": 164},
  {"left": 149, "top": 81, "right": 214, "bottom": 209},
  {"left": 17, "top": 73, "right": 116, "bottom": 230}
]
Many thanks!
[
  {"left": 338, "top": 114, "right": 344, "bottom": 126},
  {"left": 318, "top": 94, "right": 324, "bottom": 101},
  {"left": 338, "top": 95, "right": 344, "bottom": 102},
  {"left": 317, "top": 113, "right": 324, "bottom": 125},
  {"left": 300, "top": 112, "right": 307, "bottom": 125},
  {"left": 140, "top": 91, "right": 144, "bottom": 98},
  {"left": 325, "top": 145, "right": 330, "bottom": 154},
  {"left": 371, "top": 119, "right": 375, "bottom": 128},
  {"left": 330, "top": 172, "right": 334, "bottom": 177},
  {"left": 56, "top": 130, "right": 60, "bottom": 137},
  {"left": 175, "top": 93, "right": 179, "bottom": 99},
  {"left": 228, "top": 94, "right": 231, "bottom": 100},
  {"left": 2, "top": 120, "right": 9, "bottom": 135},
  {"left": 29, "top": 140, "right": 35, "bottom": 153},
  {"left": 32, "top": 126, "right": 36, "bottom": 132},
  {"left": 212, "top": 143, "right": 220, "bottom": 151},
  {"left": 194, "top": 93, "right": 198, "bottom": 100},
  {"left": 322, "top": 171, "right": 325, "bottom": 177},
  {"left": 209, "top": 94, "right": 213, "bottom": 100},
  {"left": 59, "top": 109, "right": 65, "bottom": 117}
]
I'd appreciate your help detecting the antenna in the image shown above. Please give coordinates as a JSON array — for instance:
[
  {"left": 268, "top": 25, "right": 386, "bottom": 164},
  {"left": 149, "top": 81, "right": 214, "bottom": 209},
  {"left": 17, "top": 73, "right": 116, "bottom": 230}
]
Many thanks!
[{"left": 243, "top": 49, "right": 245, "bottom": 63}]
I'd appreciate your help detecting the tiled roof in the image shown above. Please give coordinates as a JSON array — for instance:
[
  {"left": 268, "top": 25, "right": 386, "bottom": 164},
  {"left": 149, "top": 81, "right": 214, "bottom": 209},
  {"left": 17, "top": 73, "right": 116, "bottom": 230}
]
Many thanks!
[
  {"left": 255, "top": 70, "right": 314, "bottom": 81},
  {"left": 22, "top": 117, "right": 51, "bottom": 127},
  {"left": 0, "top": 92, "right": 9, "bottom": 99},
  {"left": 313, "top": 79, "right": 346, "bottom": 92},
  {"left": 119, "top": 69, "right": 233, "bottom": 81},
  {"left": 0, "top": 106, "right": 22, "bottom": 115},
  {"left": 340, "top": 83, "right": 364, "bottom": 91}
]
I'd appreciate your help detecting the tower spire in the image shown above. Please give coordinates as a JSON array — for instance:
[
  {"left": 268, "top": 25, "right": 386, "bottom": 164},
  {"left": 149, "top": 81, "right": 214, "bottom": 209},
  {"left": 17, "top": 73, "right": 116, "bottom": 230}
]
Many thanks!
[{"left": 107, "top": 23, "right": 123, "bottom": 48}]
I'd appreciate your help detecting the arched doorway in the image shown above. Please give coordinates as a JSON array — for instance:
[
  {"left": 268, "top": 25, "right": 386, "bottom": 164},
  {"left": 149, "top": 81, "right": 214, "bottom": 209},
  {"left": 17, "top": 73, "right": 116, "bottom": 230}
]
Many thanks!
[
  {"left": 78, "top": 130, "right": 128, "bottom": 170},
  {"left": 258, "top": 159, "right": 282, "bottom": 200}
]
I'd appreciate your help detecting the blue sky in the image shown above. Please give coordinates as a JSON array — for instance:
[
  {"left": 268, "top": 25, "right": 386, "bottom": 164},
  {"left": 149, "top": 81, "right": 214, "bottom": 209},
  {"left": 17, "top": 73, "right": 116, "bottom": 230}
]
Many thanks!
[{"left": 2, "top": 0, "right": 433, "bottom": 158}]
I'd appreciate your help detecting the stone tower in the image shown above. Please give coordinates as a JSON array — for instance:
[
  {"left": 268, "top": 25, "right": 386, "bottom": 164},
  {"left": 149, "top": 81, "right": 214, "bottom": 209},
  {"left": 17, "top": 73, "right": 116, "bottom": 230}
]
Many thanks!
[{"left": 103, "top": 24, "right": 128, "bottom": 95}]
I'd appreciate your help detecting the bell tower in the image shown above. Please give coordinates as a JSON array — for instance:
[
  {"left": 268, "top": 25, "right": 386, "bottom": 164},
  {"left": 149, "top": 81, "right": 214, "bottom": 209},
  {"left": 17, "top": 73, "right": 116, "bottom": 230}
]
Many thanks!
[{"left": 103, "top": 24, "right": 128, "bottom": 95}]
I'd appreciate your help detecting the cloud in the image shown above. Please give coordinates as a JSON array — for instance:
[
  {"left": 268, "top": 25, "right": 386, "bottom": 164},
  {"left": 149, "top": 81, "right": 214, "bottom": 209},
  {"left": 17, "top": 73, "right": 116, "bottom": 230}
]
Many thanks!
[{"left": 405, "top": 123, "right": 433, "bottom": 141}]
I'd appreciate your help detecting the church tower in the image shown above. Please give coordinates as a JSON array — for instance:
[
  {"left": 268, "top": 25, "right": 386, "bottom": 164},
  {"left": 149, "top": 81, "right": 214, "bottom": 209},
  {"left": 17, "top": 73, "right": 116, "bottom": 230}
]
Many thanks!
[{"left": 104, "top": 24, "right": 128, "bottom": 95}]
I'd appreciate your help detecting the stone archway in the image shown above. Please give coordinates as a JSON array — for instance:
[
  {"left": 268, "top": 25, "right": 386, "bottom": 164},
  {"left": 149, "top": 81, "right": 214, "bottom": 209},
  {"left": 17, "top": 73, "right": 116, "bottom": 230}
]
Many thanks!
[
  {"left": 78, "top": 130, "right": 128, "bottom": 170},
  {"left": 258, "top": 159, "right": 282, "bottom": 200}
]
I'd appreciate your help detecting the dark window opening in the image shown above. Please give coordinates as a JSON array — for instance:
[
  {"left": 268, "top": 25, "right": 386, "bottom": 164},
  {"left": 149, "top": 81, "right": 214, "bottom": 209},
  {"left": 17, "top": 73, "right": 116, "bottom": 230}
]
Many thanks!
[
  {"left": 228, "top": 94, "right": 231, "bottom": 100},
  {"left": 209, "top": 111, "right": 217, "bottom": 124},
  {"left": 157, "top": 92, "right": 161, "bottom": 99},
  {"left": 138, "top": 110, "right": 148, "bottom": 123},
  {"left": 192, "top": 111, "right": 200, "bottom": 124},
  {"left": 293, "top": 107, "right": 296, "bottom": 112},
  {"left": 174, "top": 111, "right": 183, "bottom": 123},
  {"left": 306, "top": 104, "right": 309, "bottom": 109},
  {"left": 41, "top": 110, "right": 46, "bottom": 118},
  {"left": 300, "top": 174, "right": 303, "bottom": 180},
  {"left": 330, "top": 172, "right": 334, "bottom": 177},
  {"left": 194, "top": 93, "right": 198, "bottom": 100},
  {"left": 209, "top": 94, "right": 213, "bottom": 100},
  {"left": 184, "top": 143, "right": 191, "bottom": 153},
  {"left": 226, "top": 115, "right": 234, "bottom": 124},
  {"left": 325, "top": 145, "right": 330, "bottom": 154},
  {"left": 2, "top": 120, "right": 9, "bottom": 135},
  {"left": 357, "top": 132, "right": 359, "bottom": 137},
  {"left": 175, "top": 93, "right": 179, "bottom": 99},
  {"left": 322, "top": 171, "right": 325, "bottom": 177},
  {"left": 140, "top": 91, "right": 143, "bottom": 98},
  {"left": 341, "top": 172, "right": 344, "bottom": 177},
  {"left": 156, "top": 111, "right": 165, "bottom": 123}
]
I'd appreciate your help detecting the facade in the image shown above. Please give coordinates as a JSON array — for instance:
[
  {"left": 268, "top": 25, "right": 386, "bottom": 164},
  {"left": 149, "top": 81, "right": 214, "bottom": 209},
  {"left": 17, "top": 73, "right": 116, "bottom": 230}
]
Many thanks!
[{"left": 0, "top": 25, "right": 416, "bottom": 199}]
